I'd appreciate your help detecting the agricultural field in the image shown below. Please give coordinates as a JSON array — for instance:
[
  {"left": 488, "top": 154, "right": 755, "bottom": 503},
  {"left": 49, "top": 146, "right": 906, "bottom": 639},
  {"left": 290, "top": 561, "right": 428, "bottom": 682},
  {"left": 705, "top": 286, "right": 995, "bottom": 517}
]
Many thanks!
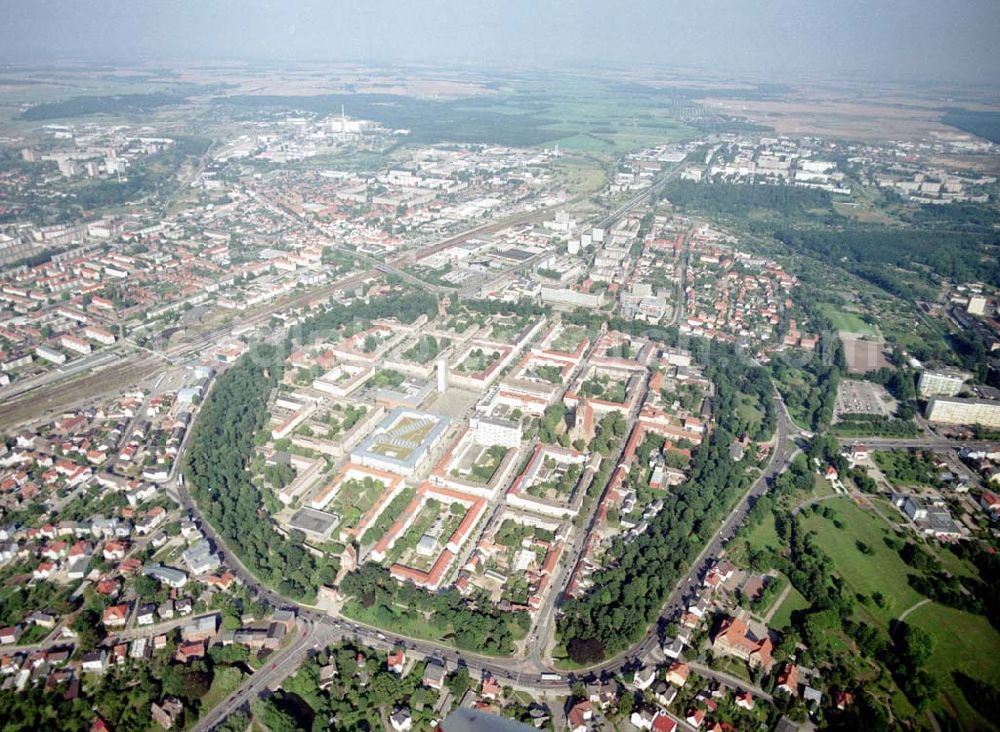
[{"left": 452, "top": 83, "right": 699, "bottom": 156}]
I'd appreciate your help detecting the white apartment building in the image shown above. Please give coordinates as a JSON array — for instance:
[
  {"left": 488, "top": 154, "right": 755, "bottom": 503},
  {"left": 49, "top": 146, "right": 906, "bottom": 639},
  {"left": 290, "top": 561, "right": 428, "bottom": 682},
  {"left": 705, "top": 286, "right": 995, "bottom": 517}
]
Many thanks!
[
  {"left": 918, "top": 370, "right": 971, "bottom": 398},
  {"left": 473, "top": 416, "right": 522, "bottom": 449},
  {"left": 926, "top": 397, "right": 1000, "bottom": 428}
]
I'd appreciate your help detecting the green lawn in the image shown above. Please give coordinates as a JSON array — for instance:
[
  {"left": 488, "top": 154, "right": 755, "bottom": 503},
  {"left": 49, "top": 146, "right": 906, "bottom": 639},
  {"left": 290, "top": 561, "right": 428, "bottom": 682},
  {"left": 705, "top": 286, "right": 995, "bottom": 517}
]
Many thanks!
[
  {"left": 711, "top": 656, "right": 753, "bottom": 682},
  {"left": 769, "top": 585, "right": 810, "bottom": 630},
  {"left": 16, "top": 624, "right": 50, "bottom": 645},
  {"left": 735, "top": 393, "right": 766, "bottom": 439},
  {"left": 550, "top": 325, "right": 589, "bottom": 353},
  {"left": 905, "top": 602, "right": 1000, "bottom": 730},
  {"left": 328, "top": 477, "right": 387, "bottom": 528},
  {"left": 467, "top": 445, "right": 508, "bottom": 483},
  {"left": 743, "top": 510, "right": 781, "bottom": 555},
  {"left": 800, "top": 498, "right": 924, "bottom": 624},
  {"left": 457, "top": 349, "right": 500, "bottom": 373},
  {"left": 200, "top": 666, "right": 247, "bottom": 712},
  {"left": 819, "top": 303, "right": 878, "bottom": 336},
  {"left": 872, "top": 450, "right": 937, "bottom": 488},
  {"left": 387, "top": 499, "right": 442, "bottom": 565},
  {"left": 753, "top": 574, "right": 788, "bottom": 618},
  {"left": 551, "top": 643, "right": 593, "bottom": 671},
  {"left": 771, "top": 366, "right": 815, "bottom": 429},
  {"left": 802, "top": 497, "right": 998, "bottom": 729},
  {"left": 581, "top": 375, "right": 627, "bottom": 403},
  {"left": 342, "top": 599, "right": 525, "bottom": 656},
  {"left": 361, "top": 486, "right": 417, "bottom": 546},
  {"left": 804, "top": 474, "right": 839, "bottom": 502},
  {"left": 532, "top": 365, "right": 564, "bottom": 384},
  {"left": 928, "top": 543, "right": 981, "bottom": 583}
]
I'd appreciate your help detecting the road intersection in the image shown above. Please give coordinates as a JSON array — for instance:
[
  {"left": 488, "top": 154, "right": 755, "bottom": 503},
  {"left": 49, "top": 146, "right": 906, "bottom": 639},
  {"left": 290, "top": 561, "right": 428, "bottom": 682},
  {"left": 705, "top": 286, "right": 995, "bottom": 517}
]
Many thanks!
[{"left": 180, "top": 386, "right": 807, "bottom": 729}]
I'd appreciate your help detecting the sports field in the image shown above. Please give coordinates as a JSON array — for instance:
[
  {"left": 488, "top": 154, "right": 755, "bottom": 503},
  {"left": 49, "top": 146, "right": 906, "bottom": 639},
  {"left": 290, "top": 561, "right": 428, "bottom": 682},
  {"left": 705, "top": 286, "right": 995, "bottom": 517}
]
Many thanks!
[{"left": 819, "top": 303, "right": 878, "bottom": 336}]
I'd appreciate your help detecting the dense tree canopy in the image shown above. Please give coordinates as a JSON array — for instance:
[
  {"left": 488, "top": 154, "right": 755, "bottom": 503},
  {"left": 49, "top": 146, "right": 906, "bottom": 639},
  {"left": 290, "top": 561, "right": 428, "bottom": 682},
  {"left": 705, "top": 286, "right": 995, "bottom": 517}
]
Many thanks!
[
  {"left": 773, "top": 227, "right": 1000, "bottom": 292},
  {"left": 557, "top": 345, "right": 767, "bottom": 661},
  {"left": 664, "top": 179, "right": 833, "bottom": 219},
  {"left": 184, "top": 290, "right": 439, "bottom": 601},
  {"left": 183, "top": 344, "right": 319, "bottom": 600},
  {"left": 340, "top": 564, "right": 527, "bottom": 654}
]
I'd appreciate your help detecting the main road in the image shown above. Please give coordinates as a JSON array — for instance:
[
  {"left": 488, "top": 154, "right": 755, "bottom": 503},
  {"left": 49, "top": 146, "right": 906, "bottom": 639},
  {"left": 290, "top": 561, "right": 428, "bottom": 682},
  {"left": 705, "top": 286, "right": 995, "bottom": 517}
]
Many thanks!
[
  {"left": 180, "top": 383, "right": 806, "bottom": 729},
  {"left": 191, "top": 616, "right": 338, "bottom": 732},
  {"left": 563, "top": 389, "right": 803, "bottom": 675},
  {"left": 177, "top": 166, "right": 821, "bottom": 725},
  {"left": 836, "top": 435, "right": 1000, "bottom": 452}
]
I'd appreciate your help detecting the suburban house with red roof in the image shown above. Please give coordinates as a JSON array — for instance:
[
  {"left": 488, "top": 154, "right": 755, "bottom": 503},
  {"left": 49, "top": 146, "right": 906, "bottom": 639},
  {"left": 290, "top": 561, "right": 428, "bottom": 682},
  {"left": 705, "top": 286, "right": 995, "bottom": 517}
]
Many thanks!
[
  {"left": 387, "top": 649, "right": 405, "bottom": 674},
  {"left": 102, "top": 604, "right": 129, "bottom": 627},
  {"left": 776, "top": 663, "right": 799, "bottom": 696}
]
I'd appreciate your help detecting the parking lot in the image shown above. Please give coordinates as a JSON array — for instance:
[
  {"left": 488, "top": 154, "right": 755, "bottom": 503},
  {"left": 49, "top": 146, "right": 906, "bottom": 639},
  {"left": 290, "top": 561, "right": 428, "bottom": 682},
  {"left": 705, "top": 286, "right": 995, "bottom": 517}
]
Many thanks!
[{"left": 834, "top": 379, "right": 896, "bottom": 419}]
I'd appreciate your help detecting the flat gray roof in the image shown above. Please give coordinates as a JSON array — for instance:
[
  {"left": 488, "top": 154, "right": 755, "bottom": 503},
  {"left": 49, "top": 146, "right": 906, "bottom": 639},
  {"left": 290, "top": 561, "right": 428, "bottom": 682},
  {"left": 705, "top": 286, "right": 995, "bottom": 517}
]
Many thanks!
[
  {"left": 289, "top": 507, "right": 341, "bottom": 541},
  {"left": 441, "top": 708, "right": 536, "bottom": 732}
]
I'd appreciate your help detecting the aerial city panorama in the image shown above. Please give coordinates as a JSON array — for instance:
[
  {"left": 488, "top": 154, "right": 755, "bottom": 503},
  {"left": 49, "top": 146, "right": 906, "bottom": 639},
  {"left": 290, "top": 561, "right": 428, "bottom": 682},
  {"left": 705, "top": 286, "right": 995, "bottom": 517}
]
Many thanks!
[{"left": 0, "top": 1, "right": 997, "bottom": 731}]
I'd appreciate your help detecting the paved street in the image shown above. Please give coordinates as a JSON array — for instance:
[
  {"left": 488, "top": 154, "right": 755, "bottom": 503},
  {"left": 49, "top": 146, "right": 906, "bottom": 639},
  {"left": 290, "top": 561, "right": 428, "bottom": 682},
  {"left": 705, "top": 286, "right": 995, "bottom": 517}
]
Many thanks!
[
  {"left": 159, "top": 195, "right": 822, "bottom": 726},
  {"left": 836, "top": 435, "right": 1000, "bottom": 451},
  {"left": 175, "top": 385, "right": 807, "bottom": 730}
]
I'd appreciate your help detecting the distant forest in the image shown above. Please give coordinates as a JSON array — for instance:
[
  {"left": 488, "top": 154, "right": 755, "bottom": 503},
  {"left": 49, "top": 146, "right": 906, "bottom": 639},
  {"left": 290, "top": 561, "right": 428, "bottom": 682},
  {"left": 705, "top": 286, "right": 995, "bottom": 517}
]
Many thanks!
[
  {"left": 773, "top": 227, "right": 1000, "bottom": 292},
  {"left": 941, "top": 108, "right": 1000, "bottom": 144},
  {"left": 20, "top": 93, "right": 187, "bottom": 121},
  {"left": 663, "top": 179, "right": 833, "bottom": 217},
  {"left": 662, "top": 179, "right": 1000, "bottom": 301}
]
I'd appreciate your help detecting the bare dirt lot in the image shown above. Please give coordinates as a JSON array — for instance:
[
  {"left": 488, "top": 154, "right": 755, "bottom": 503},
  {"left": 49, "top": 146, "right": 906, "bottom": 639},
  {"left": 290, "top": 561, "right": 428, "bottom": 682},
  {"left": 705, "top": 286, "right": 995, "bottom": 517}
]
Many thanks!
[{"left": 840, "top": 332, "right": 892, "bottom": 374}]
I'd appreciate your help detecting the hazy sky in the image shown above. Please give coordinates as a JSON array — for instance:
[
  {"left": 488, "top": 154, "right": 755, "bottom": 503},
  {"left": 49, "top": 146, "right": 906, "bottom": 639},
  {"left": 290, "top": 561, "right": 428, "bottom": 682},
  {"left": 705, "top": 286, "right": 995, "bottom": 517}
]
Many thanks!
[{"left": 2, "top": 0, "right": 999, "bottom": 85}]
